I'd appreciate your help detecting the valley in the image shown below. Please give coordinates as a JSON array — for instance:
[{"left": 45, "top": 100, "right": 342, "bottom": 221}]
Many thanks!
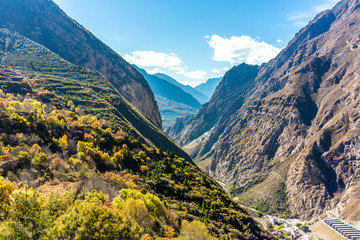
[
  {"left": 1, "top": 0, "right": 360, "bottom": 239},
  {"left": 169, "top": 0, "right": 360, "bottom": 229}
]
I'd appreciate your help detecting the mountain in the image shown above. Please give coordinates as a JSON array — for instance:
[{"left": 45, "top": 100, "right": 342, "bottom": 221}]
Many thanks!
[
  {"left": 168, "top": 0, "right": 360, "bottom": 221},
  {"left": 135, "top": 66, "right": 202, "bottom": 109},
  {"left": 0, "top": 28, "right": 188, "bottom": 161},
  {"left": 0, "top": 0, "right": 162, "bottom": 128},
  {"left": 155, "top": 73, "right": 209, "bottom": 104},
  {"left": 0, "top": 74, "right": 271, "bottom": 239},
  {"left": 154, "top": 95, "right": 199, "bottom": 130},
  {"left": 0, "top": 25, "right": 273, "bottom": 240},
  {"left": 195, "top": 77, "right": 223, "bottom": 100},
  {"left": 166, "top": 63, "right": 259, "bottom": 150},
  {"left": 134, "top": 67, "right": 201, "bottom": 129}
]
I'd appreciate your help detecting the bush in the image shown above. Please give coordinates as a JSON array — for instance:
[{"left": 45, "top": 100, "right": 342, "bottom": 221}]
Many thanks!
[
  {"left": 123, "top": 198, "right": 154, "bottom": 230},
  {"left": 84, "top": 190, "right": 106, "bottom": 204},
  {"left": 0, "top": 180, "right": 16, "bottom": 220},
  {"left": 48, "top": 201, "right": 142, "bottom": 240},
  {"left": 31, "top": 152, "right": 48, "bottom": 167},
  {"left": 5, "top": 188, "right": 49, "bottom": 239},
  {"left": 180, "top": 220, "right": 214, "bottom": 240},
  {"left": 47, "top": 192, "right": 74, "bottom": 219},
  {"left": 113, "top": 189, "right": 165, "bottom": 218}
]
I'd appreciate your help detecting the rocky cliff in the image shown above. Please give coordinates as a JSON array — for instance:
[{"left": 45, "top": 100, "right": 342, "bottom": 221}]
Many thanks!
[
  {"left": 0, "top": 0, "right": 162, "bottom": 128},
  {"left": 168, "top": 0, "right": 360, "bottom": 220}
]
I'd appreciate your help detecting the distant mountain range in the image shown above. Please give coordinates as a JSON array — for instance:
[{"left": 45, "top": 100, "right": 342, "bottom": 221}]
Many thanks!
[
  {"left": 134, "top": 66, "right": 202, "bottom": 109},
  {"left": 154, "top": 73, "right": 210, "bottom": 104},
  {"left": 135, "top": 67, "right": 223, "bottom": 128},
  {"left": 134, "top": 66, "right": 201, "bottom": 129},
  {"left": 195, "top": 77, "right": 223, "bottom": 100}
]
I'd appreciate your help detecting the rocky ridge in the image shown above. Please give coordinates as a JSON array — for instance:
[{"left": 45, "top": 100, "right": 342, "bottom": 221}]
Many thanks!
[{"left": 168, "top": 0, "right": 360, "bottom": 220}]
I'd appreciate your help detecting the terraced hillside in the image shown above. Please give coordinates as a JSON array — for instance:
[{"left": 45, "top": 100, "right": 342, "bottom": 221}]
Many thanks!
[
  {"left": 0, "top": 0, "right": 162, "bottom": 128},
  {"left": 0, "top": 28, "right": 188, "bottom": 160}
]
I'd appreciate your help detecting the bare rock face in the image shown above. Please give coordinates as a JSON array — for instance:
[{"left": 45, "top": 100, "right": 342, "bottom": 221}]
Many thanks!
[
  {"left": 0, "top": 0, "right": 162, "bottom": 128},
  {"left": 168, "top": 0, "right": 360, "bottom": 219}
]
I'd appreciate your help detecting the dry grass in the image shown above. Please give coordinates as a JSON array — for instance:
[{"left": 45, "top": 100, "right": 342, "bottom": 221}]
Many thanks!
[{"left": 37, "top": 180, "right": 79, "bottom": 198}]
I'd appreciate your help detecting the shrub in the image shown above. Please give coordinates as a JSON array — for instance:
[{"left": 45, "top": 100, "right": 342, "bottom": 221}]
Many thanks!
[
  {"left": 113, "top": 189, "right": 165, "bottom": 218},
  {"left": 114, "top": 150, "right": 124, "bottom": 163},
  {"left": 123, "top": 197, "right": 155, "bottom": 230},
  {"left": 139, "top": 151, "right": 146, "bottom": 159},
  {"left": 179, "top": 220, "right": 214, "bottom": 240},
  {"left": 84, "top": 190, "right": 106, "bottom": 204},
  {"left": 47, "top": 192, "right": 74, "bottom": 219},
  {"left": 6, "top": 188, "right": 49, "bottom": 239},
  {"left": 48, "top": 201, "right": 142, "bottom": 240},
  {"left": 0, "top": 180, "right": 16, "bottom": 220},
  {"left": 31, "top": 152, "right": 48, "bottom": 167},
  {"left": 58, "top": 134, "right": 68, "bottom": 151}
]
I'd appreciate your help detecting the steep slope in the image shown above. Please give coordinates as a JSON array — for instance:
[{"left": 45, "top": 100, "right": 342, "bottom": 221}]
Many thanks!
[
  {"left": 0, "top": 94, "right": 272, "bottom": 239},
  {"left": 169, "top": 0, "right": 360, "bottom": 220},
  {"left": 167, "top": 64, "right": 259, "bottom": 157},
  {"left": 195, "top": 77, "right": 223, "bottom": 100},
  {"left": 0, "top": 28, "right": 189, "bottom": 161},
  {"left": 155, "top": 73, "right": 209, "bottom": 104},
  {"left": 0, "top": 0, "right": 162, "bottom": 128}
]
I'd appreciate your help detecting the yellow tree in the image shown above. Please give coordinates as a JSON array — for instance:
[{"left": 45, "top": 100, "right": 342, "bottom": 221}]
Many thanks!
[{"left": 179, "top": 220, "right": 214, "bottom": 240}]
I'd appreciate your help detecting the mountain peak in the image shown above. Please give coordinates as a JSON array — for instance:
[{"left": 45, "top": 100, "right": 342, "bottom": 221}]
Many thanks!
[
  {"left": 168, "top": 0, "right": 360, "bottom": 220},
  {"left": 332, "top": 0, "right": 360, "bottom": 17}
]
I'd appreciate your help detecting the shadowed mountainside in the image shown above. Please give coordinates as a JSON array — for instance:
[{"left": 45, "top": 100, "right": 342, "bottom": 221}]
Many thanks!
[
  {"left": 135, "top": 66, "right": 202, "bottom": 129},
  {"left": 155, "top": 73, "right": 209, "bottom": 104}
]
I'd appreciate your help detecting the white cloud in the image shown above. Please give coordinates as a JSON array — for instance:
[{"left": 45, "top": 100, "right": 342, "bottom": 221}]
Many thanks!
[
  {"left": 287, "top": 0, "right": 338, "bottom": 27},
  {"left": 277, "top": 39, "right": 283, "bottom": 43},
  {"left": 171, "top": 66, "right": 207, "bottom": 79},
  {"left": 222, "top": 66, "right": 230, "bottom": 71},
  {"left": 123, "top": 50, "right": 207, "bottom": 80},
  {"left": 208, "top": 35, "right": 281, "bottom": 65},
  {"left": 124, "top": 51, "right": 183, "bottom": 68}
]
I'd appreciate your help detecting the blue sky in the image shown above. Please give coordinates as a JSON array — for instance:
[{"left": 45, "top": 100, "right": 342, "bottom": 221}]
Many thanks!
[{"left": 53, "top": 0, "right": 339, "bottom": 86}]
